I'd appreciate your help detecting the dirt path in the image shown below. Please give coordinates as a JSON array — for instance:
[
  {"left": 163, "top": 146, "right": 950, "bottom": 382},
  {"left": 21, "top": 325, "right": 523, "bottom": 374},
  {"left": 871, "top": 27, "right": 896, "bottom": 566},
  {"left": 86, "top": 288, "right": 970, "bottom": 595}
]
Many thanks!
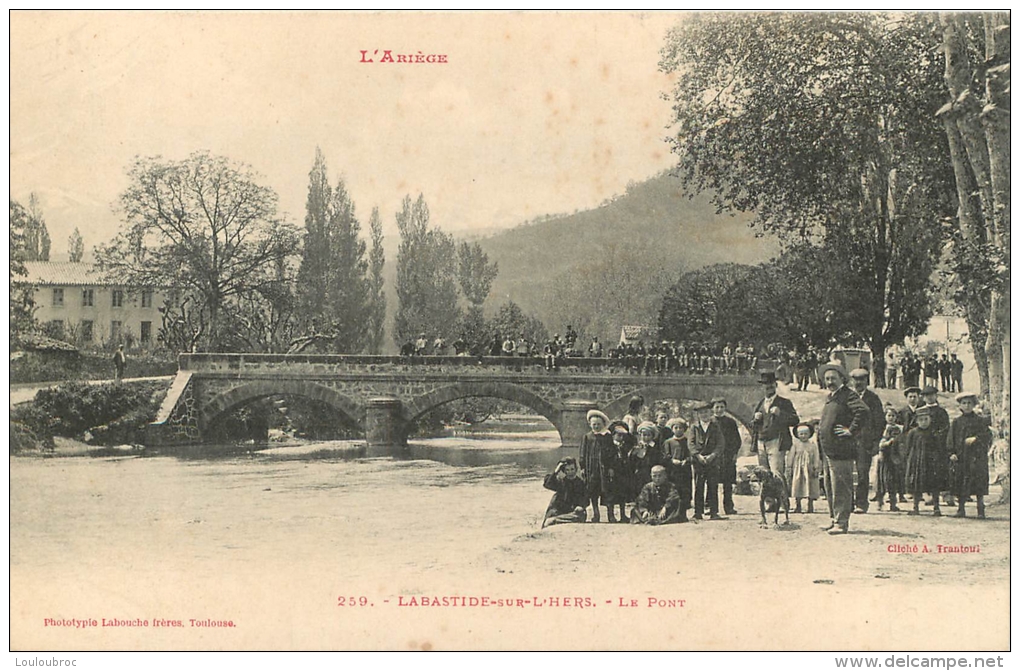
[{"left": 9, "top": 453, "right": 1009, "bottom": 651}]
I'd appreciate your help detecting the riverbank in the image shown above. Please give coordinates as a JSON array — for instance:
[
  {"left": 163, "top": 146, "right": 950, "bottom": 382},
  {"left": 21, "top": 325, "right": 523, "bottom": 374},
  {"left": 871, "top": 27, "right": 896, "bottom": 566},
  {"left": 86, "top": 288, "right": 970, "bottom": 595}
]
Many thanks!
[{"left": 10, "top": 442, "right": 1009, "bottom": 651}]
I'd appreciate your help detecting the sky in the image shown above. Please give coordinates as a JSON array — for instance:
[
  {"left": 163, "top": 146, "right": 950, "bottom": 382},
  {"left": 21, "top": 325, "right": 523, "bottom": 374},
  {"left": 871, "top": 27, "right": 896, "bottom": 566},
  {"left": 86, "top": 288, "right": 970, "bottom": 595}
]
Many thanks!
[{"left": 10, "top": 11, "right": 682, "bottom": 258}]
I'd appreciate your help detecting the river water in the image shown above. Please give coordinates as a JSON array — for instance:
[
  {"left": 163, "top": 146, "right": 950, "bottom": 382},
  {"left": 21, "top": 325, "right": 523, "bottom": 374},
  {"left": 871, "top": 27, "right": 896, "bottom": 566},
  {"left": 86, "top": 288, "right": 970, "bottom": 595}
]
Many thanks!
[{"left": 10, "top": 415, "right": 1011, "bottom": 650}]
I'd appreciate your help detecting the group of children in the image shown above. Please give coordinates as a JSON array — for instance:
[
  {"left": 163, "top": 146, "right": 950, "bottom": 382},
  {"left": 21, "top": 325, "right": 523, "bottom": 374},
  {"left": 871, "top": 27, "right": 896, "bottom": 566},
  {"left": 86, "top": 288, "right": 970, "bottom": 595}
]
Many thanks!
[
  {"left": 543, "top": 396, "right": 744, "bottom": 527},
  {"left": 542, "top": 388, "right": 994, "bottom": 527},
  {"left": 874, "top": 388, "right": 992, "bottom": 518}
]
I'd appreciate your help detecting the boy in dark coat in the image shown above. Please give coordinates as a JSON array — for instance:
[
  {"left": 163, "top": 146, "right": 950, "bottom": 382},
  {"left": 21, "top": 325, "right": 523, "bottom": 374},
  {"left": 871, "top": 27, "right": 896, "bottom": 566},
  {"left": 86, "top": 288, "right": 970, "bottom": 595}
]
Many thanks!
[
  {"left": 542, "top": 458, "right": 588, "bottom": 527},
  {"left": 922, "top": 385, "right": 953, "bottom": 506},
  {"left": 711, "top": 397, "right": 743, "bottom": 515},
  {"left": 689, "top": 403, "right": 726, "bottom": 520},
  {"left": 630, "top": 465, "right": 683, "bottom": 525},
  {"left": 947, "top": 393, "right": 992, "bottom": 519}
]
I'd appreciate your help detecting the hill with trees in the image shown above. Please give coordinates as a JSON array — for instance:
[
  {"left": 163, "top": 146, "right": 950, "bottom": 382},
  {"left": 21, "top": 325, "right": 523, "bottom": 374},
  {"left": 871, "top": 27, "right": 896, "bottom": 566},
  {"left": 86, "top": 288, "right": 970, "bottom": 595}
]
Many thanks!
[{"left": 466, "top": 172, "right": 778, "bottom": 345}]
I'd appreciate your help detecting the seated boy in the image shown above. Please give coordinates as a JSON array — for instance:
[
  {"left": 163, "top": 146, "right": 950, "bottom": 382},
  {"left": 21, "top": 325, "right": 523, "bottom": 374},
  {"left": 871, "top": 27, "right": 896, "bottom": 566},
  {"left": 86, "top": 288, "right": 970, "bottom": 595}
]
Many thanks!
[
  {"left": 542, "top": 458, "right": 588, "bottom": 527},
  {"left": 630, "top": 465, "right": 683, "bottom": 525}
]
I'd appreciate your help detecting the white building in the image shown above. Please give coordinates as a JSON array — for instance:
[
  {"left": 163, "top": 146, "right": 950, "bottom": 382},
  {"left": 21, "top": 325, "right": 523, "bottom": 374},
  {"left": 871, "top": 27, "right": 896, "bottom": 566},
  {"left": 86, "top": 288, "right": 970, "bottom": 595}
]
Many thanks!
[{"left": 24, "top": 262, "right": 168, "bottom": 349}]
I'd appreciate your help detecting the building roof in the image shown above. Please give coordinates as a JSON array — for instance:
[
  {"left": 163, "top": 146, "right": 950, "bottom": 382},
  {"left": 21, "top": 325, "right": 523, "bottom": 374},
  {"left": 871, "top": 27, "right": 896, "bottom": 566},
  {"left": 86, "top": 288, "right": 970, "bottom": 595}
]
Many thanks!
[{"left": 23, "top": 262, "right": 117, "bottom": 287}]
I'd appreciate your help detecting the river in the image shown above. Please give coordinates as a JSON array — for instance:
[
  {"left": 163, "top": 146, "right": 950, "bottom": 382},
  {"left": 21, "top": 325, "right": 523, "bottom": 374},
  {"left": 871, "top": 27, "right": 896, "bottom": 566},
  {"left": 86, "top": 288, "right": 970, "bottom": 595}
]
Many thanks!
[{"left": 9, "top": 414, "right": 1010, "bottom": 650}]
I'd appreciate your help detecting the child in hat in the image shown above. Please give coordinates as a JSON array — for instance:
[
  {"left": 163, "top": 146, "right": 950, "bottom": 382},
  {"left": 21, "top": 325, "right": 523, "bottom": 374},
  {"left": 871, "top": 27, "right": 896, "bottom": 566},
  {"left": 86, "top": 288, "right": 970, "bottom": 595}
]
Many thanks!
[
  {"left": 903, "top": 406, "right": 945, "bottom": 516},
  {"left": 787, "top": 422, "right": 820, "bottom": 513},
  {"left": 605, "top": 421, "right": 636, "bottom": 522},
  {"left": 629, "top": 422, "right": 662, "bottom": 495},
  {"left": 947, "top": 393, "right": 993, "bottom": 519},
  {"left": 661, "top": 417, "right": 692, "bottom": 521},
  {"left": 579, "top": 410, "right": 614, "bottom": 523}
]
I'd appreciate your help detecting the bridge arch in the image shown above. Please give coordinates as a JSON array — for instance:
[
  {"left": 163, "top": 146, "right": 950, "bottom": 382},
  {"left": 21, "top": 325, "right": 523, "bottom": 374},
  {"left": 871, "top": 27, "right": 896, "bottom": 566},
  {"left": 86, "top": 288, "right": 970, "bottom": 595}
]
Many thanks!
[
  {"left": 199, "top": 379, "right": 364, "bottom": 430},
  {"left": 602, "top": 383, "right": 759, "bottom": 431},
  {"left": 404, "top": 381, "right": 564, "bottom": 439}
]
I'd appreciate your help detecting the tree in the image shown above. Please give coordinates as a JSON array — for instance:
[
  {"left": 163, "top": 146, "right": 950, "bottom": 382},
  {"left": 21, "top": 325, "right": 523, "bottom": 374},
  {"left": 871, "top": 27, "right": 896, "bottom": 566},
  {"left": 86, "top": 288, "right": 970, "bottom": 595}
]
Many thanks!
[
  {"left": 393, "top": 194, "right": 460, "bottom": 345},
  {"left": 67, "top": 227, "right": 85, "bottom": 263},
  {"left": 457, "top": 241, "right": 498, "bottom": 308},
  {"left": 660, "top": 12, "right": 952, "bottom": 376},
  {"left": 293, "top": 148, "right": 371, "bottom": 352},
  {"left": 98, "top": 151, "right": 299, "bottom": 351},
  {"left": 365, "top": 207, "right": 387, "bottom": 354},
  {"left": 21, "top": 193, "right": 51, "bottom": 261},
  {"left": 714, "top": 244, "right": 859, "bottom": 351},
  {"left": 658, "top": 263, "right": 754, "bottom": 343},
  {"left": 936, "top": 12, "right": 1009, "bottom": 501},
  {"left": 936, "top": 13, "right": 1010, "bottom": 423},
  {"left": 9, "top": 200, "right": 37, "bottom": 342},
  {"left": 491, "top": 300, "right": 547, "bottom": 347},
  {"left": 456, "top": 241, "right": 498, "bottom": 352}
]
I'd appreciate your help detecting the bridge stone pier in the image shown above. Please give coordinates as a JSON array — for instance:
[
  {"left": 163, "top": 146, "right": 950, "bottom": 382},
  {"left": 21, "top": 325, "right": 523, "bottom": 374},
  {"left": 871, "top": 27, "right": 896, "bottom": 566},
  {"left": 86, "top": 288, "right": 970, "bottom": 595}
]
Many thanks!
[{"left": 147, "top": 354, "right": 770, "bottom": 455}]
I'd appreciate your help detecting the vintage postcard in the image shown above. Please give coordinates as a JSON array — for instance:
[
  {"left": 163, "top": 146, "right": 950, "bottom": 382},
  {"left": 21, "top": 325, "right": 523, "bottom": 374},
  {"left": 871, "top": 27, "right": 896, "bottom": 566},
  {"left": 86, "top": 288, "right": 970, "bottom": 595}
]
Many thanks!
[{"left": 9, "top": 10, "right": 1010, "bottom": 654}]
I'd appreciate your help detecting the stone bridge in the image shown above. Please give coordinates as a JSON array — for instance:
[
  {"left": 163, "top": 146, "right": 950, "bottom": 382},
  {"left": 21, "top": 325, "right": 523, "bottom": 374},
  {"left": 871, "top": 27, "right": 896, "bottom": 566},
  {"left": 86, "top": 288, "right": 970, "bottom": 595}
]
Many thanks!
[{"left": 147, "top": 354, "right": 769, "bottom": 454}]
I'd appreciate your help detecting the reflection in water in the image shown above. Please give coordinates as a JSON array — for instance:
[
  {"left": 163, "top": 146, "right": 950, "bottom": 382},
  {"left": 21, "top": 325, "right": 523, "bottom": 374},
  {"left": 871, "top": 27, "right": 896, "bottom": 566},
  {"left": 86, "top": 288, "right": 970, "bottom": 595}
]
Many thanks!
[{"left": 169, "top": 415, "right": 570, "bottom": 470}]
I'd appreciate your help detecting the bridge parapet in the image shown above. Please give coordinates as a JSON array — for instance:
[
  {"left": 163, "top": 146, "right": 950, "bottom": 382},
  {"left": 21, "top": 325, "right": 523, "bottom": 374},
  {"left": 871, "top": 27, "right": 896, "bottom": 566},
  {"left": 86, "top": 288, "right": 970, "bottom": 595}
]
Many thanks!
[{"left": 179, "top": 353, "right": 775, "bottom": 378}]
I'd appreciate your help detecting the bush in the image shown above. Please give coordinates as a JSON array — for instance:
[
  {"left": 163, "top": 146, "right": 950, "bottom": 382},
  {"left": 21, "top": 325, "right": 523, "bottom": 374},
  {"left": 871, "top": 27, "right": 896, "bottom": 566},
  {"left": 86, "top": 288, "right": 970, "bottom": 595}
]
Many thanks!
[
  {"left": 10, "top": 403, "right": 57, "bottom": 452},
  {"left": 12, "top": 380, "right": 169, "bottom": 450}
]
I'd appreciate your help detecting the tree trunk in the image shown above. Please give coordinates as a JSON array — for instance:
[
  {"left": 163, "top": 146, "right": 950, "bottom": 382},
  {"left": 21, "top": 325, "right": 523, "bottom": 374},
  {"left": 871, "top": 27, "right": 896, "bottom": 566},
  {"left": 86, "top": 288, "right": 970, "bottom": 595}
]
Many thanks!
[
  {"left": 967, "top": 318, "right": 991, "bottom": 398},
  {"left": 871, "top": 340, "right": 886, "bottom": 389}
]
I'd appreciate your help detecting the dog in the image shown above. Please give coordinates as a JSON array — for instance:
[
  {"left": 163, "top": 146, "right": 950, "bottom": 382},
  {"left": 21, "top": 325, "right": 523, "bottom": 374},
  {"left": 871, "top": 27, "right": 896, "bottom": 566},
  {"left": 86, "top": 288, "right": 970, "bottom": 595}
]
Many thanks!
[{"left": 750, "top": 467, "right": 790, "bottom": 528}]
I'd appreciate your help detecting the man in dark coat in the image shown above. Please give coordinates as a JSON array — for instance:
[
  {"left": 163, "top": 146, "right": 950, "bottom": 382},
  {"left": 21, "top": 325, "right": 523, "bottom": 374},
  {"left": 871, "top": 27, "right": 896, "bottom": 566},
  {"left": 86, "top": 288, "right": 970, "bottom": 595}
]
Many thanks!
[
  {"left": 947, "top": 393, "right": 993, "bottom": 518},
  {"left": 938, "top": 354, "right": 951, "bottom": 392},
  {"left": 689, "top": 402, "right": 726, "bottom": 520},
  {"left": 750, "top": 371, "right": 800, "bottom": 484},
  {"left": 951, "top": 354, "right": 964, "bottom": 393},
  {"left": 923, "top": 354, "right": 939, "bottom": 389},
  {"left": 711, "top": 397, "right": 743, "bottom": 515},
  {"left": 817, "top": 362, "right": 870, "bottom": 535},
  {"left": 850, "top": 368, "right": 885, "bottom": 513},
  {"left": 542, "top": 458, "right": 588, "bottom": 527}
]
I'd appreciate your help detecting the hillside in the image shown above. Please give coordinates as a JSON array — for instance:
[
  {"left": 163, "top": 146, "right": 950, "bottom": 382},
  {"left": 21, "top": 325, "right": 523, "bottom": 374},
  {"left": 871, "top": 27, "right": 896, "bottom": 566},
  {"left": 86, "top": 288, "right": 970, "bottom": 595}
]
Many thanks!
[{"left": 471, "top": 173, "right": 779, "bottom": 344}]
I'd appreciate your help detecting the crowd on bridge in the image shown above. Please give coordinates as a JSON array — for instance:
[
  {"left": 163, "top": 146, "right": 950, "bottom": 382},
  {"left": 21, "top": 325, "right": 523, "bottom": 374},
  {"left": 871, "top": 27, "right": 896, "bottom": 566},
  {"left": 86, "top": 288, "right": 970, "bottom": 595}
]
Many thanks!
[
  {"left": 397, "top": 328, "right": 971, "bottom": 404},
  {"left": 541, "top": 363, "right": 994, "bottom": 532},
  {"left": 399, "top": 327, "right": 796, "bottom": 376}
]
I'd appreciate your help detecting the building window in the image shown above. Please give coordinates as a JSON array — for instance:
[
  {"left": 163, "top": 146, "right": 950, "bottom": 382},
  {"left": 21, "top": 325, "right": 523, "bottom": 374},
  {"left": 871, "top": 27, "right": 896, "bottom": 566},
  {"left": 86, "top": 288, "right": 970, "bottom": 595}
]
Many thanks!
[
  {"left": 112, "top": 290, "right": 124, "bottom": 308},
  {"left": 110, "top": 321, "right": 123, "bottom": 341},
  {"left": 52, "top": 288, "right": 64, "bottom": 307},
  {"left": 81, "top": 320, "right": 94, "bottom": 342},
  {"left": 141, "top": 291, "right": 153, "bottom": 308},
  {"left": 140, "top": 321, "right": 152, "bottom": 345},
  {"left": 48, "top": 320, "right": 64, "bottom": 338},
  {"left": 82, "top": 288, "right": 94, "bottom": 307}
]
